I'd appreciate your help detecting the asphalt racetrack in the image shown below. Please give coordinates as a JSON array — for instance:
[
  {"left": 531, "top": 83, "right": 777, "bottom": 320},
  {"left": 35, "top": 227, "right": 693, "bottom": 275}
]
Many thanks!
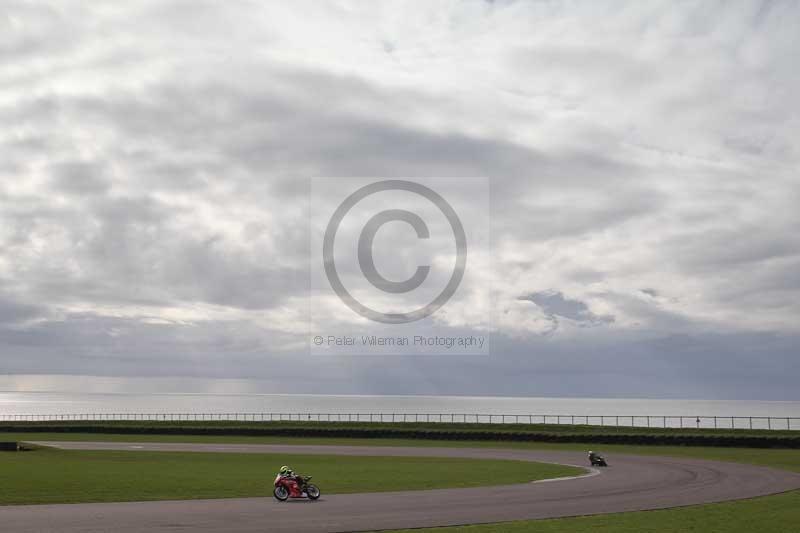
[{"left": 2, "top": 441, "right": 799, "bottom": 533}]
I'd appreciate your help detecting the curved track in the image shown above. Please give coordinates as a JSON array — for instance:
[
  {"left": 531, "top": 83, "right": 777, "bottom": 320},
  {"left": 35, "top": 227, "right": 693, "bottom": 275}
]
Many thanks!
[{"left": 1, "top": 441, "right": 798, "bottom": 533}]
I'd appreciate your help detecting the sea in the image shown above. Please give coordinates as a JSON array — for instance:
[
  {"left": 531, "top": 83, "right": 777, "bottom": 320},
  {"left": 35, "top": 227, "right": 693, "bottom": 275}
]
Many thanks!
[{"left": 1, "top": 392, "right": 799, "bottom": 430}]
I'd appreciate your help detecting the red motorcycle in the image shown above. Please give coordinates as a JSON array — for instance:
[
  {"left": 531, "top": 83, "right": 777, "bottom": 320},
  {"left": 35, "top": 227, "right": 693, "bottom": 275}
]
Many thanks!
[{"left": 273, "top": 474, "right": 321, "bottom": 501}]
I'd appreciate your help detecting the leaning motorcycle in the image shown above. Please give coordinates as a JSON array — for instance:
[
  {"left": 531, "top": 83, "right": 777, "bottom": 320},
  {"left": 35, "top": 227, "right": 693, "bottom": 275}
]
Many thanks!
[{"left": 273, "top": 474, "right": 321, "bottom": 501}]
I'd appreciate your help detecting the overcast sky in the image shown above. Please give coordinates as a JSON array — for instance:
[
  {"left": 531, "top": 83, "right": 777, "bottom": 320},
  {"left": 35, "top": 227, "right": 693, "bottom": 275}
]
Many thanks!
[{"left": 1, "top": 1, "right": 798, "bottom": 399}]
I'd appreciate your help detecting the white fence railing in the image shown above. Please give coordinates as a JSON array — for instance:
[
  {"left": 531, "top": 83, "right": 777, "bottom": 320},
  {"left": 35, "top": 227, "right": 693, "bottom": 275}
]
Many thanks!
[{"left": 0, "top": 412, "right": 798, "bottom": 430}]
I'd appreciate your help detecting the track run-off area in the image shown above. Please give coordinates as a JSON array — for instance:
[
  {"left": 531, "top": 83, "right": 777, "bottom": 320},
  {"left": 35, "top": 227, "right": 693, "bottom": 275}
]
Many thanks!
[{"left": 1, "top": 441, "right": 798, "bottom": 533}]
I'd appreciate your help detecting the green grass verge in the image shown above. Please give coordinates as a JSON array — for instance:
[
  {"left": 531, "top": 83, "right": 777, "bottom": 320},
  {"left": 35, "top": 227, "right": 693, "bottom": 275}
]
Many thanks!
[
  {"left": 382, "top": 491, "right": 800, "bottom": 533},
  {"left": 0, "top": 447, "right": 580, "bottom": 505}
]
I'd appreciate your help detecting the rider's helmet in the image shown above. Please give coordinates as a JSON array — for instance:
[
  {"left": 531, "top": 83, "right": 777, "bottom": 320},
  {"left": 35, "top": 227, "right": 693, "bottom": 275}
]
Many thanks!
[
  {"left": 588, "top": 451, "right": 594, "bottom": 455},
  {"left": 280, "top": 465, "right": 291, "bottom": 475}
]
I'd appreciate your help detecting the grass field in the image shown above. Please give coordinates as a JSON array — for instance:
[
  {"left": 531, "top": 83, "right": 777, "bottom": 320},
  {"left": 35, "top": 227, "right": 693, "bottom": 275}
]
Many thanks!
[{"left": 0, "top": 446, "right": 580, "bottom": 505}]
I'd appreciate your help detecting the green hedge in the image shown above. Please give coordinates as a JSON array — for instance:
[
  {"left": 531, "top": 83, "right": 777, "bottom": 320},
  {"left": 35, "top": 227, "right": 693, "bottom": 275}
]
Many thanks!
[{"left": 2, "top": 423, "right": 799, "bottom": 448}]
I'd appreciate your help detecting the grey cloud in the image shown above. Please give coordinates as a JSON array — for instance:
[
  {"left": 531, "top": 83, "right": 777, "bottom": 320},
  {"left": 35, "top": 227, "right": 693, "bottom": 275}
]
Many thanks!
[
  {"left": 7, "top": 68, "right": 658, "bottom": 253},
  {"left": 0, "top": 2, "right": 83, "bottom": 61},
  {"left": 4, "top": 312, "right": 797, "bottom": 400},
  {"left": 0, "top": 295, "right": 46, "bottom": 326},
  {"left": 598, "top": 291, "right": 696, "bottom": 332},
  {"left": 511, "top": 45, "right": 657, "bottom": 95},
  {"left": 49, "top": 161, "right": 111, "bottom": 195},
  {"left": 1, "top": 185, "right": 305, "bottom": 313},
  {"left": 667, "top": 227, "right": 800, "bottom": 273}
]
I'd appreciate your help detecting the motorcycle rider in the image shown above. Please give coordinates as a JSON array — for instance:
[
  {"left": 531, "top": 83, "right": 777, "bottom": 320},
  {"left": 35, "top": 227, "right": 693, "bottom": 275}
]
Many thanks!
[
  {"left": 278, "top": 465, "right": 305, "bottom": 491},
  {"left": 588, "top": 450, "right": 600, "bottom": 464}
]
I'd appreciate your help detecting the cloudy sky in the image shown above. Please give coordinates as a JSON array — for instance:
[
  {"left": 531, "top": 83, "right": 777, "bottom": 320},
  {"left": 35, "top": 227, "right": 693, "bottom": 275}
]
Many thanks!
[{"left": 1, "top": 0, "right": 798, "bottom": 399}]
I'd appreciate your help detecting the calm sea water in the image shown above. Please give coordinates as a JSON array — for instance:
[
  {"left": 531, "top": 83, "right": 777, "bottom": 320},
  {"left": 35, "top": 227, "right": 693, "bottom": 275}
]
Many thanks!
[{"left": 1, "top": 392, "right": 799, "bottom": 424}]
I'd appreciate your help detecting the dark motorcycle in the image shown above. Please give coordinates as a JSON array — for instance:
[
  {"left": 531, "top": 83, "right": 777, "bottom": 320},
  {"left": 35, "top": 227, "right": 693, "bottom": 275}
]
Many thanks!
[{"left": 589, "top": 453, "right": 608, "bottom": 467}]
